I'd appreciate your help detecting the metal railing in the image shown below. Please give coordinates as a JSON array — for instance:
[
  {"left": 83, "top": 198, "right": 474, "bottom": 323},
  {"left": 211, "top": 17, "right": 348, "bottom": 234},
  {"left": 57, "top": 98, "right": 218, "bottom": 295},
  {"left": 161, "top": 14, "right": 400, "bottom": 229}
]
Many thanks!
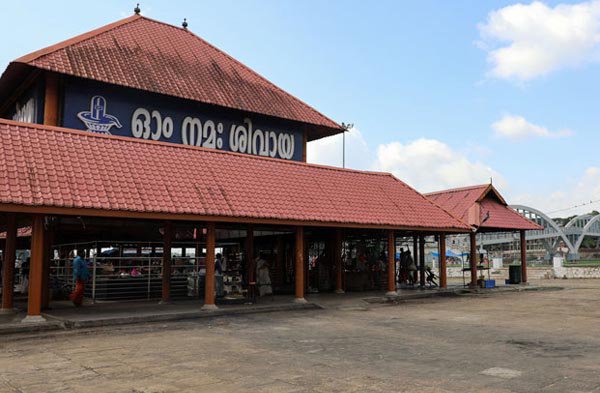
[{"left": 50, "top": 254, "right": 208, "bottom": 302}]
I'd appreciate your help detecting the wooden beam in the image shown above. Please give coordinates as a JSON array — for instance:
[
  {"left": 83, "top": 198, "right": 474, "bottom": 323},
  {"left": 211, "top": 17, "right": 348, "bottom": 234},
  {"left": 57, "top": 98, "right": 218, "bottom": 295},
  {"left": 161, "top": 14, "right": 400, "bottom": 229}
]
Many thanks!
[
  {"left": 1, "top": 213, "right": 17, "bottom": 312},
  {"left": 23, "top": 215, "right": 45, "bottom": 322},
  {"left": 470, "top": 232, "right": 478, "bottom": 288},
  {"left": 202, "top": 222, "right": 217, "bottom": 310},
  {"left": 43, "top": 73, "right": 59, "bottom": 126},
  {"left": 439, "top": 233, "right": 447, "bottom": 289},
  {"left": 520, "top": 230, "right": 528, "bottom": 284},
  {"left": 294, "top": 226, "right": 307, "bottom": 303},
  {"left": 0, "top": 203, "right": 469, "bottom": 234},
  {"left": 386, "top": 230, "right": 397, "bottom": 297}
]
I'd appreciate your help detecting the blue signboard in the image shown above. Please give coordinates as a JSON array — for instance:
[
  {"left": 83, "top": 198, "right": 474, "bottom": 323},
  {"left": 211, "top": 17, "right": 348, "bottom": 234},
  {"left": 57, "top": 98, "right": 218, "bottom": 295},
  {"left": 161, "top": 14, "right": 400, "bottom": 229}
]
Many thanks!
[{"left": 62, "top": 78, "right": 304, "bottom": 161}]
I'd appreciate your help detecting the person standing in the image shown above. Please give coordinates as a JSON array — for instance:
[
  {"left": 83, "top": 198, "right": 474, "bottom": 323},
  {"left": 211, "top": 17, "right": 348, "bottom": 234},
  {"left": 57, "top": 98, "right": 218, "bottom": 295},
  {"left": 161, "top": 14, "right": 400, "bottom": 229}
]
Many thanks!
[
  {"left": 69, "top": 254, "right": 89, "bottom": 306},
  {"left": 215, "top": 253, "right": 224, "bottom": 298},
  {"left": 255, "top": 254, "right": 272, "bottom": 297},
  {"left": 406, "top": 250, "right": 417, "bottom": 286}
]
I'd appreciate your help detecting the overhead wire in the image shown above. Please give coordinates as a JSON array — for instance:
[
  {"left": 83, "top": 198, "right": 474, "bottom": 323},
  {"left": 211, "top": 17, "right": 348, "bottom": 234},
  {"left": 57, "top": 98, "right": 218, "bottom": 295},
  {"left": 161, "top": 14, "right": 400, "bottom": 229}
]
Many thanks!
[{"left": 546, "top": 199, "right": 600, "bottom": 215}]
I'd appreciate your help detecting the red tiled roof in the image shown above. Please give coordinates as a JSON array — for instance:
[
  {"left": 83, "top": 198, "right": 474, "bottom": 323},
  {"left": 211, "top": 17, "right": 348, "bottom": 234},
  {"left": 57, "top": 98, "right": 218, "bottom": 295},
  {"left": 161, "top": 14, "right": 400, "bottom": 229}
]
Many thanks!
[
  {"left": 425, "top": 184, "right": 542, "bottom": 231},
  {"left": 3, "top": 15, "right": 342, "bottom": 140},
  {"left": 0, "top": 119, "right": 468, "bottom": 231}
]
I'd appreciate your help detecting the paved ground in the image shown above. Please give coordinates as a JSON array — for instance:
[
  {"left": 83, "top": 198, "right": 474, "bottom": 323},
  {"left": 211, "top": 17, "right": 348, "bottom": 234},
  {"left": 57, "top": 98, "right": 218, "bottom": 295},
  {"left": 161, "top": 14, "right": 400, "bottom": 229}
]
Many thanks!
[{"left": 1, "top": 280, "right": 599, "bottom": 393}]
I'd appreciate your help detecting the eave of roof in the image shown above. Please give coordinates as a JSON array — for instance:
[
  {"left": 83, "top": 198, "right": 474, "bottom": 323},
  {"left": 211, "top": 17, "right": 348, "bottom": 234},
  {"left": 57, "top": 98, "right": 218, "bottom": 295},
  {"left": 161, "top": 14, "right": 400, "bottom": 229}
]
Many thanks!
[{"left": 0, "top": 119, "right": 469, "bottom": 232}]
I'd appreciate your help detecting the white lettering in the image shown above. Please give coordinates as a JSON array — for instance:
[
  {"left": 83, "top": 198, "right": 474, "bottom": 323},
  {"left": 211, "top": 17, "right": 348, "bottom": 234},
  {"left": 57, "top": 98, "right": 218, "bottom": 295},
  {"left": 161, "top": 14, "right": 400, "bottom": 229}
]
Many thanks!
[{"left": 132, "top": 107, "right": 296, "bottom": 159}]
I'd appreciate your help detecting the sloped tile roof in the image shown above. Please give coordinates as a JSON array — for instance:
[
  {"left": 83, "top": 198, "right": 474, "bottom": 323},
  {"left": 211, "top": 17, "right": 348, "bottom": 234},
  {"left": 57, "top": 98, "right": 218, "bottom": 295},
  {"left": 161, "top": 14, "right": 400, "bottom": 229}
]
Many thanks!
[
  {"left": 0, "top": 119, "right": 468, "bottom": 230},
  {"left": 426, "top": 184, "right": 542, "bottom": 231},
  {"left": 5, "top": 15, "right": 342, "bottom": 140}
]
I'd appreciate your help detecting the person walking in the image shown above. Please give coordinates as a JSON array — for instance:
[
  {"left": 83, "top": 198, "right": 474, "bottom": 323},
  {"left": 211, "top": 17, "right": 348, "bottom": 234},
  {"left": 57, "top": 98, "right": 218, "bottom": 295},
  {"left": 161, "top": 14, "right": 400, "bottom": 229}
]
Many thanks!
[{"left": 69, "top": 254, "right": 89, "bottom": 306}]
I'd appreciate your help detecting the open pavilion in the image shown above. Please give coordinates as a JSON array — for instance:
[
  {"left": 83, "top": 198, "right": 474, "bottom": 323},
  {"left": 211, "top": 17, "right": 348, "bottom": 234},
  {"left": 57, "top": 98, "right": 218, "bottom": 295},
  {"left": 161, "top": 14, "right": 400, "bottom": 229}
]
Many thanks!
[
  {"left": 426, "top": 184, "right": 543, "bottom": 287},
  {"left": 0, "top": 13, "right": 479, "bottom": 322}
]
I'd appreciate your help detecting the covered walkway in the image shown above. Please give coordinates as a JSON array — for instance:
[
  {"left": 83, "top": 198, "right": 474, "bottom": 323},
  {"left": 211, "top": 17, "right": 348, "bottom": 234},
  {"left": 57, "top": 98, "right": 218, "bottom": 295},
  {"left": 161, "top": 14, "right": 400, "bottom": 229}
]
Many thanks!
[{"left": 0, "top": 119, "right": 469, "bottom": 322}]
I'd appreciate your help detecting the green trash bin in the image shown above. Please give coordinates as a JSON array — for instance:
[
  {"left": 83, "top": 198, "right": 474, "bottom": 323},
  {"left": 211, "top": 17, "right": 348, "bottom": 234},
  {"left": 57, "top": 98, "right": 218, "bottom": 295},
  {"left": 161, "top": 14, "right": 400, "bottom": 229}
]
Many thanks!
[{"left": 509, "top": 265, "right": 522, "bottom": 284}]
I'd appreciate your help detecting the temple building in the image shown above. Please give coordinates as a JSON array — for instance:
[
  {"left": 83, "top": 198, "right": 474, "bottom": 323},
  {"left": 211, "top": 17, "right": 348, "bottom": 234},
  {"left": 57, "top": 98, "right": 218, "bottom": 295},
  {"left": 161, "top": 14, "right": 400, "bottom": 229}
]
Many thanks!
[{"left": 0, "top": 13, "right": 538, "bottom": 322}]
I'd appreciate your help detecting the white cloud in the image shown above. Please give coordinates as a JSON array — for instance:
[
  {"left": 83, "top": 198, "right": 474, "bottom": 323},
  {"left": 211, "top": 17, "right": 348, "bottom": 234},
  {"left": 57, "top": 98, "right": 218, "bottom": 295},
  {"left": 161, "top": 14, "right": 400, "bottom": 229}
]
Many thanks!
[
  {"left": 308, "top": 130, "right": 504, "bottom": 194},
  {"left": 307, "top": 127, "right": 372, "bottom": 169},
  {"left": 512, "top": 166, "right": 600, "bottom": 216},
  {"left": 492, "top": 114, "right": 573, "bottom": 140},
  {"left": 478, "top": 1, "right": 600, "bottom": 81},
  {"left": 374, "top": 139, "right": 506, "bottom": 193}
]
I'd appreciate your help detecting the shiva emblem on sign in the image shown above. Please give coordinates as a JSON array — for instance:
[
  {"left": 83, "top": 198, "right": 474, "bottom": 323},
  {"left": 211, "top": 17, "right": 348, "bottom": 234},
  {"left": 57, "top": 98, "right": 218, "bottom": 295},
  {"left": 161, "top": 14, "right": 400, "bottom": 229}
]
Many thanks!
[{"left": 77, "top": 95, "right": 122, "bottom": 135}]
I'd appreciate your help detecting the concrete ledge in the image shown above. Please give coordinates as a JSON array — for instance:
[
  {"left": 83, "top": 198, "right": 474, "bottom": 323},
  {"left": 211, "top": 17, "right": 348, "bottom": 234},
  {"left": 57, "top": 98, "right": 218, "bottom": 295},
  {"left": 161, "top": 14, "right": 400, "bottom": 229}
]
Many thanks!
[
  {"left": 55, "top": 302, "right": 321, "bottom": 329},
  {"left": 0, "top": 320, "right": 63, "bottom": 336}
]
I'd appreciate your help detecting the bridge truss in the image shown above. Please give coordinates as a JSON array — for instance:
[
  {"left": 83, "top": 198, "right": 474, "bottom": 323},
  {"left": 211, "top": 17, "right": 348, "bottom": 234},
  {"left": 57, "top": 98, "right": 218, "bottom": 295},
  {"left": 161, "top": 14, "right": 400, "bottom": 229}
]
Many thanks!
[{"left": 478, "top": 205, "right": 600, "bottom": 260}]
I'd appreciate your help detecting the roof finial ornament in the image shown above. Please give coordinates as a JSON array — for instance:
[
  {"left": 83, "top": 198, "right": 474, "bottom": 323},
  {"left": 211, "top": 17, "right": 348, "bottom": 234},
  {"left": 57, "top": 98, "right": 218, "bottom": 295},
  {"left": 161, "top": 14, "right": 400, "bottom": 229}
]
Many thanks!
[
  {"left": 182, "top": 18, "right": 188, "bottom": 30},
  {"left": 134, "top": 3, "right": 141, "bottom": 15}
]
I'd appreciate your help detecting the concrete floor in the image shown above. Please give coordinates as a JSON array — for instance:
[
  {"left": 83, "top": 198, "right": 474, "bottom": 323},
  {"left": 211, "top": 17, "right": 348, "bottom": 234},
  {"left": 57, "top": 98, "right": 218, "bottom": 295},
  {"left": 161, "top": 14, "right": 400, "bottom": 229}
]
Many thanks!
[{"left": 0, "top": 280, "right": 599, "bottom": 393}]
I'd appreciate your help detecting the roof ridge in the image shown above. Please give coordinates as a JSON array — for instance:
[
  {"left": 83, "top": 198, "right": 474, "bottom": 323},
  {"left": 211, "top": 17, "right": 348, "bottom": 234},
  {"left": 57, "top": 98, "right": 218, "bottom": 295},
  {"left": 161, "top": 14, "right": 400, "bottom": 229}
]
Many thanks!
[
  {"left": 424, "top": 183, "right": 490, "bottom": 196},
  {"left": 0, "top": 118, "right": 386, "bottom": 177},
  {"left": 172, "top": 20, "right": 343, "bottom": 132},
  {"left": 15, "top": 15, "right": 142, "bottom": 64}
]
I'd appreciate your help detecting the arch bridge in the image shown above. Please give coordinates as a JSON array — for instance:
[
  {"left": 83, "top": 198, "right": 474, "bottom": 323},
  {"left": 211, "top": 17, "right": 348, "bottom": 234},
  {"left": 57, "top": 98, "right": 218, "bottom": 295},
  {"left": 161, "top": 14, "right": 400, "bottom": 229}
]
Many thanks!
[{"left": 478, "top": 205, "right": 600, "bottom": 260}]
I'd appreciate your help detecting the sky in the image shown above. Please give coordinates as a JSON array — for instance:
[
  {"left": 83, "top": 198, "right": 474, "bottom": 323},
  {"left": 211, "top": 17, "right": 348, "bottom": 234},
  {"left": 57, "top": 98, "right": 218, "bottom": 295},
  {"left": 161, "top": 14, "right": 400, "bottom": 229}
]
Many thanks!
[{"left": 1, "top": 0, "right": 599, "bottom": 217}]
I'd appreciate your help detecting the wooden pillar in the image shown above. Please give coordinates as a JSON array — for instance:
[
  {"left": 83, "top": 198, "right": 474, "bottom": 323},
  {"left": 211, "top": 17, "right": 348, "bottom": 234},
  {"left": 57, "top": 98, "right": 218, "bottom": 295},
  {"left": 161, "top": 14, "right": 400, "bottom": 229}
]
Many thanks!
[
  {"left": 41, "top": 229, "right": 53, "bottom": 309},
  {"left": 161, "top": 221, "right": 173, "bottom": 303},
  {"left": 202, "top": 222, "right": 217, "bottom": 310},
  {"left": 334, "top": 229, "right": 344, "bottom": 294},
  {"left": 294, "top": 226, "right": 307, "bottom": 303},
  {"left": 469, "top": 232, "right": 478, "bottom": 288},
  {"left": 520, "top": 230, "right": 528, "bottom": 284},
  {"left": 1, "top": 213, "right": 17, "bottom": 312},
  {"left": 23, "top": 215, "right": 45, "bottom": 322},
  {"left": 419, "top": 235, "right": 425, "bottom": 288},
  {"left": 413, "top": 236, "right": 419, "bottom": 285},
  {"left": 439, "top": 233, "right": 447, "bottom": 289},
  {"left": 386, "top": 230, "right": 397, "bottom": 297},
  {"left": 302, "top": 127, "right": 308, "bottom": 162},
  {"left": 43, "top": 72, "right": 59, "bottom": 126},
  {"left": 246, "top": 225, "right": 255, "bottom": 283}
]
